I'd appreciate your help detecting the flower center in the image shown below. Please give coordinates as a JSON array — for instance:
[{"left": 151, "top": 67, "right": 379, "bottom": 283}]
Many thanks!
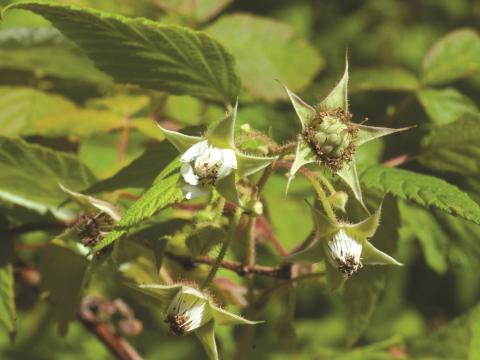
[
  {"left": 327, "top": 230, "right": 363, "bottom": 278},
  {"left": 75, "top": 212, "right": 115, "bottom": 247},
  {"left": 194, "top": 161, "right": 220, "bottom": 186},
  {"left": 302, "top": 108, "right": 358, "bottom": 172}
]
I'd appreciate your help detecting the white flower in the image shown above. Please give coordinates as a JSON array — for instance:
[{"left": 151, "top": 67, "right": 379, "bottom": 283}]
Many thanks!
[
  {"left": 165, "top": 286, "right": 213, "bottom": 336},
  {"left": 327, "top": 230, "right": 363, "bottom": 278},
  {"left": 180, "top": 140, "right": 237, "bottom": 199}
]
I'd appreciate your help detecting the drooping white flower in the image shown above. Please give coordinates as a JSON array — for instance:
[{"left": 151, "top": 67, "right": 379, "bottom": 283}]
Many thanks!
[
  {"left": 287, "top": 202, "right": 402, "bottom": 290},
  {"left": 138, "top": 283, "right": 261, "bottom": 360},
  {"left": 180, "top": 140, "right": 237, "bottom": 200},
  {"left": 327, "top": 230, "right": 363, "bottom": 278},
  {"left": 165, "top": 286, "right": 213, "bottom": 335}
]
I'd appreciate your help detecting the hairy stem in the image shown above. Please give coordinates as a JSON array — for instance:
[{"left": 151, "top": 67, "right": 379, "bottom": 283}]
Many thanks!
[
  {"left": 201, "top": 207, "right": 243, "bottom": 289},
  {"left": 307, "top": 175, "right": 337, "bottom": 222}
]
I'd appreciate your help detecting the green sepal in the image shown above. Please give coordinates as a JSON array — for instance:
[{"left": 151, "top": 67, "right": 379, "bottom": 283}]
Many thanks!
[
  {"left": 286, "top": 139, "right": 315, "bottom": 195},
  {"left": 286, "top": 240, "right": 325, "bottom": 264},
  {"left": 206, "top": 101, "right": 237, "bottom": 149},
  {"left": 157, "top": 124, "right": 202, "bottom": 154},
  {"left": 236, "top": 151, "right": 276, "bottom": 177},
  {"left": 355, "top": 124, "right": 411, "bottom": 147},
  {"left": 137, "top": 284, "right": 182, "bottom": 303},
  {"left": 310, "top": 205, "right": 339, "bottom": 237},
  {"left": 362, "top": 242, "right": 403, "bottom": 266},
  {"left": 337, "top": 159, "right": 367, "bottom": 212},
  {"left": 211, "top": 305, "right": 261, "bottom": 326},
  {"left": 195, "top": 320, "right": 218, "bottom": 360},
  {"left": 325, "top": 259, "right": 346, "bottom": 292},
  {"left": 59, "top": 184, "right": 122, "bottom": 221},
  {"left": 347, "top": 202, "right": 382, "bottom": 240},
  {"left": 215, "top": 172, "right": 242, "bottom": 206},
  {"left": 281, "top": 83, "right": 316, "bottom": 129},
  {"left": 321, "top": 56, "right": 349, "bottom": 111}
]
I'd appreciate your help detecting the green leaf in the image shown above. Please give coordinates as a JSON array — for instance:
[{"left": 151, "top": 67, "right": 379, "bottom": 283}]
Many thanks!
[
  {"left": 0, "top": 264, "right": 15, "bottom": 338},
  {"left": 408, "top": 303, "right": 480, "bottom": 359},
  {"left": 0, "top": 87, "right": 132, "bottom": 137},
  {"left": 417, "top": 88, "right": 478, "bottom": 125},
  {"left": 0, "top": 86, "right": 73, "bottom": 136},
  {"left": 155, "top": 0, "right": 232, "bottom": 24},
  {"left": 419, "top": 113, "right": 480, "bottom": 176},
  {"left": 92, "top": 161, "right": 184, "bottom": 251},
  {"left": 86, "top": 141, "right": 179, "bottom": 193},
  {"left": 400, "top": 201, "right": 480, "bottom": 270},
  {"left": 0, "top": 26, "right": 112, "bottom": 86},
  {"left": 4, "top": 1, "right": 240, "bottom": 104},
  {"left": 399, "top": 202, "right": 448, "bottom": 273},
  {"left": 40, "top": 242, "right": 89, "bottom": 336},
  {"left": 422, "top": 28, "right": 480, "bottom": 86},
  {"left": 361, "top": 166, "right": 480, "bottom": 224},
  {"left": 0, "top": 136, "right": 95, "bottom": 218},
  {"left": 206, "top": 14, "right": 323, "bottom": 101},
  {"left": 350, "top": 67, "right": 419, "bottom": 93}
]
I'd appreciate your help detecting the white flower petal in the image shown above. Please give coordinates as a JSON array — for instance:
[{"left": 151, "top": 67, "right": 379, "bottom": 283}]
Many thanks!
[
  {"left": 181, "top": 140, "right": 209, "bottom": 162},
  {"left": 181, "top": 163, "right": 199, "bottom": 185},
  {"left": 221, "top": 149, "right": 237, "bottom": 169}
]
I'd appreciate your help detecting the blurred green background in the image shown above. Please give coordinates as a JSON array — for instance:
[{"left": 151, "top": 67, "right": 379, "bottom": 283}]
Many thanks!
[{"left": 1, "top": 0, "right": 479, "bottom": 359}]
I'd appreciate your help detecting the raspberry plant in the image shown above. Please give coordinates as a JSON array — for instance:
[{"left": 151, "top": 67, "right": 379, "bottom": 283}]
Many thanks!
[{"left": 0, "top": 1, "right": 479, "bottom": 359}]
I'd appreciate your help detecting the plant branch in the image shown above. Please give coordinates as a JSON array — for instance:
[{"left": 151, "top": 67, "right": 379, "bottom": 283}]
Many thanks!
[
  {"left": 165, "top": 251, "right": 291, "bottom": 279},
  {"left": 78, "top": 301, "right": 143, "bottom": 360}
]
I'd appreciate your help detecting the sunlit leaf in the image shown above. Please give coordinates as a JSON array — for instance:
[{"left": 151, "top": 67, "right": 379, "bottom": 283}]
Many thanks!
[
  {"left": 417, "top": 88, "right": 478, "bottom": 125},
  {"left": 206, "top": 14, "right": 323, "bottom": 101},
  {"left": 361, "top": 166, "right": 480, "bottom": 224},
  {"left": 422, "top": 28, "right": 480, "bottom": 85},
  {"left": 4, "top": 1, "right": 240, "bottom": 104},
  {"left": 419, "top": 113, "right": 480, "bottom": 176},
  {"left": 0, "top": 136, "right": 95, "bottom": 218}
]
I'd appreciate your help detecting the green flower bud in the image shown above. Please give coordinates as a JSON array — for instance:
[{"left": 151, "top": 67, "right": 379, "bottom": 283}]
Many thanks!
[{"left": 302, "top": 108, "right": 358, "bottom": 172}]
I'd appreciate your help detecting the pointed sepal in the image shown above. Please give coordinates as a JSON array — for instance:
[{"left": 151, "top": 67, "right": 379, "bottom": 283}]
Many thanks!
[
  {"left": 321, "top": 56, "right": 349, "bottom": 111},
  {"left": 309, "top": 205, "right": 339, "bottom": 237},
  {"left": 286, "top": 241, "right": 325, "bottom": 264},
  {"left": 207, "top": 101, "right": 237, "bottom": 149},
  {"left": 281, "top": 83, "right": 316, "bottom": 129},
  {"left": 211, "top": 305, "right": 261, "bottom": 326},
  {"left": 195, "top": 320, "right": 218, "bottom": 360},
  {"left": 157, "top": 124, "right": 202, "bottom": 154},
  {"left": 215, "top": 173, "right": 242, "bottom": 207},
  {"left": 236, "top": 151, "right": 276, "bottom": 177},
  {"left": 137, "top": 284, "right": 182, "bottom": 303},
  {"left": 362, "top": 242, "right": 403, "bottom": 266},
  {"left": 59, "top": 184, "right": 122, "bottom": 221},
  {"left": 355, "top": 124, "right": 411, "bottom": 147},
  {"left": 285, "top": 140, "right": 315, "bottom": 195},
  {"left": 347, "top": 202, "right": 382, "bottom": 240},
  {"left": 337, "top": 159, "right": 367, "bottom": 211}
]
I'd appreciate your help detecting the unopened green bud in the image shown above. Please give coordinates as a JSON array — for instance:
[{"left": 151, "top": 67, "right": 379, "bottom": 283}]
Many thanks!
[
  {"left": 302, "top": 108, "right": 357, "bottom": 172},
  {"left": 328, "top": 191, "right": 348, "bottom": 212}
]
